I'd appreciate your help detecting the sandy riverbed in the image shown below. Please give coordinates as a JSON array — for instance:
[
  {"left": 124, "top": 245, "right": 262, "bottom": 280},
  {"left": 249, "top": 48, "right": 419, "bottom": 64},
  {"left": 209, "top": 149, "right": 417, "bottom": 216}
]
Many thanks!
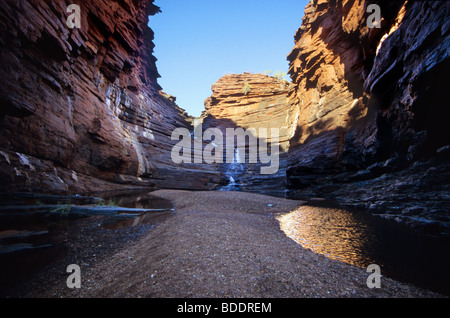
[{"left": 10, "top": 190, "right": 443, "bottom": 298}]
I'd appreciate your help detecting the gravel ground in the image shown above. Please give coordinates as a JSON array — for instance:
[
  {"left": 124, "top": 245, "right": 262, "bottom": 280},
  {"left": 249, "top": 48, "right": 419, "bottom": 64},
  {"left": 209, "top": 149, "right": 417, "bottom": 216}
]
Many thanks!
[{"left": 10, "top": 190, "right": 444, "bottom": 298}]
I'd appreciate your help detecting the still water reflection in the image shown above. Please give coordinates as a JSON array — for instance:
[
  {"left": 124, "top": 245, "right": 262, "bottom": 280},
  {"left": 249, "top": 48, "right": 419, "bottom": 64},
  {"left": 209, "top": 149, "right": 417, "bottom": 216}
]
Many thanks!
[
  {"left": 277, "top": 203, "right": 450, "bottom": 296},
  {"left": 278, "top": 206, "right": 370, "bottom": 265},
  {"left": 0, "top": 190, "right": 173, "bottom": 296}
]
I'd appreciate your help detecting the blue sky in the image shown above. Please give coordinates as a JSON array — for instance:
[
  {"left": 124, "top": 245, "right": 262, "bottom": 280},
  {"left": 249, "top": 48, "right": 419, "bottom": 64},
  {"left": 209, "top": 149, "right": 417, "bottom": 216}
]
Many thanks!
[{"left": 149, "top": 0, "right": 309, "bottom": 117}]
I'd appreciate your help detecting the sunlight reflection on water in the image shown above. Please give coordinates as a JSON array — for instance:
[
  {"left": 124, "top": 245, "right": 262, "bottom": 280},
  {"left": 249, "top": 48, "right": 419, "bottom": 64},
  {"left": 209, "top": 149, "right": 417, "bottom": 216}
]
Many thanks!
[
  {"left": 277, "top": 206, "right": 373, "bottom": 267},
  {"left": 277, "top": 203, "right": 450, "bottom": 296}
]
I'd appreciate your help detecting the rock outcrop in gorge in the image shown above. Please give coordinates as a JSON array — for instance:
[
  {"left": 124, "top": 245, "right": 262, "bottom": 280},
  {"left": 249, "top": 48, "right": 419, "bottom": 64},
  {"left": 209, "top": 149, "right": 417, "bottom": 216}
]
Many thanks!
[
  {"left": 201, "top": 73, "right": 294, "bottom": 196},
  {"left": 0, "top": 0, "right": 220, "bottom": 194},
  {"left": 286, "top": 0, "right": 450, "bottom": 233}
]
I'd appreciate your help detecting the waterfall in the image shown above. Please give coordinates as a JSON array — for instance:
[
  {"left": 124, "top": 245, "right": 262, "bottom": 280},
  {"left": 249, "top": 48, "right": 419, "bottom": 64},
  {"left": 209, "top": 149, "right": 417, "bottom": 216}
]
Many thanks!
[{"left": 219, "top": 147, "right": 245, "bottom": 191}]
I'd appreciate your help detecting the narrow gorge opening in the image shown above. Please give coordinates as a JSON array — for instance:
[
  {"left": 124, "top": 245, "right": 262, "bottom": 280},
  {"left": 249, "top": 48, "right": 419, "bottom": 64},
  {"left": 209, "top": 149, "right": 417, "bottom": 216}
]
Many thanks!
[{"left": 0, "top": 0, "right": 449, "bottom": 299}]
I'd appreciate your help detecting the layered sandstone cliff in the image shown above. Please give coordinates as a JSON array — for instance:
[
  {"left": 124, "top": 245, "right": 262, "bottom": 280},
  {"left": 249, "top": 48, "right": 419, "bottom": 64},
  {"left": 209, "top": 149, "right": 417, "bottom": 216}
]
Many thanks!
[
  {"left": 1, "top": 0, "right": 448, "bottom": 232},
  {"left": 0, "top": 0, "right": 220, "bottom": 194},
  {"left": 202, "top": 73, "right": 294, "bottom": 195},
  {"left": 286, "top": 0, "right": 450, "bottom": 231}
]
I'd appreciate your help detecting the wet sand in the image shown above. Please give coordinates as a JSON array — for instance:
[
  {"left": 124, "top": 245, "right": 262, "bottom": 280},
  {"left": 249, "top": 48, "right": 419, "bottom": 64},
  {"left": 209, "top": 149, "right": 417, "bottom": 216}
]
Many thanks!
[{"left": 11, "top": 190, "right": 443, "bottom": 298}]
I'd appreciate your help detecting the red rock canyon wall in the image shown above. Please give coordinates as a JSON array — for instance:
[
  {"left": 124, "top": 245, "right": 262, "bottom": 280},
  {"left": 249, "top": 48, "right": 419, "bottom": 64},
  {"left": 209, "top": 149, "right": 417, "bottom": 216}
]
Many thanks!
[
  {"left": 0, "top": 0, "right": 220, "bottom": 194},
  {"left": 0, "top": 0, "right": 448, "bottom": 231},
  {"left": 286, "top": 0, "right": 450, "bottom": 230}
]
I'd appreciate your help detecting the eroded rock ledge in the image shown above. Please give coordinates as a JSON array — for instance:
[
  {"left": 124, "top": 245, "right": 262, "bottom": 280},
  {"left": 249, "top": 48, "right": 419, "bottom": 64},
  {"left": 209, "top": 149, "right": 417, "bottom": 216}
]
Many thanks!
[{"left": 0, "top": 0, "right": 220, "bottom": 194}]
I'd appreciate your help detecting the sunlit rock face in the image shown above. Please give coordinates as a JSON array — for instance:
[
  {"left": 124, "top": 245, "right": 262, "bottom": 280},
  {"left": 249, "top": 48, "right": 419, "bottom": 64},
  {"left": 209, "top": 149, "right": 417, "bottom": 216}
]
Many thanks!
[
  {"left": 0, "top": 0, "right": 220, "bottom": 194},
  {"left": 286, "top": 0, "right": 450, "bottom": 228},
  {"left": 202, "top": 73, "right": 295, "bottom": 195}
]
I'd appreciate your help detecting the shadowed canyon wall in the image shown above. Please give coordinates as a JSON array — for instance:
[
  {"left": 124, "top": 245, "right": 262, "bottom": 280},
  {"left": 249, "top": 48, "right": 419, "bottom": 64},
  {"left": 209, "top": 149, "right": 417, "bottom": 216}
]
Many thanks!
[
  {"left": 286, "top": 0, "right": 450, "bottom": 231},
  {"left": 0, "top": 0, "right": 220, "bottom": 194}
]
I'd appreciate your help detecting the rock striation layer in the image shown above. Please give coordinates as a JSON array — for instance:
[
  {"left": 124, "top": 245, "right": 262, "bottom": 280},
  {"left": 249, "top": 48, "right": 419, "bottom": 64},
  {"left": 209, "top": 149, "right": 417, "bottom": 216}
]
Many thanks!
[
  {"left": 201, "top": 73, "right": 294, "bottom": 196},
  {"left": 286, "top": 0, "right": 450, "bottom": 233},
  {"left": 0, "top": 0, "right": 220, "bottom": 194}
]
